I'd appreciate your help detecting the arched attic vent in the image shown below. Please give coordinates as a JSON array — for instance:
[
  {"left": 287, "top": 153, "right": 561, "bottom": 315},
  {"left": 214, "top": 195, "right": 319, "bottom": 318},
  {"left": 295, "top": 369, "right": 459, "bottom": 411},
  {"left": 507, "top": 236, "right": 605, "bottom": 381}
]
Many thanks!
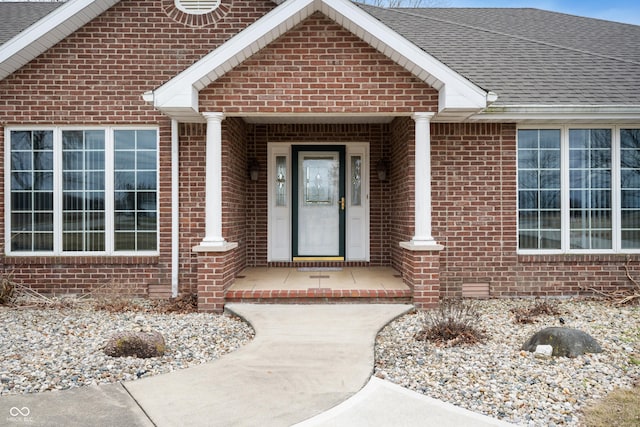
[{"left": 175, "top": 0, "right": 221, "bottom": 15}]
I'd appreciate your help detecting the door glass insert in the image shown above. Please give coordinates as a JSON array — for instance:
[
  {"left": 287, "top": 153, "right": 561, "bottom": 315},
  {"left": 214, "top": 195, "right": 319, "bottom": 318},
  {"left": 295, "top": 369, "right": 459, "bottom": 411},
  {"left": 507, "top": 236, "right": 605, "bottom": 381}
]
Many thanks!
[
  {"left": 304, "top": 157, "right": 336, "bottom": 205},
  {"left": 296, "top": 152, "right": 341, "bottom": 256},
  {"left": 275, "top": 156, "right": 287, "bottom": 207},
  {"left": 351, "top": 155, "right": 362, "bottom": 206}
]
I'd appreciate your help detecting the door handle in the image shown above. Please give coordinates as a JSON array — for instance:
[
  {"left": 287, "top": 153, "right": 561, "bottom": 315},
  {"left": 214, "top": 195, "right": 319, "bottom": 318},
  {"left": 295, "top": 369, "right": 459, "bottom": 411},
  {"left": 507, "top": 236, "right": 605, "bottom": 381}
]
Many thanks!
[{"left": 340, "top": 197, "right": 345, "bottom": 210}]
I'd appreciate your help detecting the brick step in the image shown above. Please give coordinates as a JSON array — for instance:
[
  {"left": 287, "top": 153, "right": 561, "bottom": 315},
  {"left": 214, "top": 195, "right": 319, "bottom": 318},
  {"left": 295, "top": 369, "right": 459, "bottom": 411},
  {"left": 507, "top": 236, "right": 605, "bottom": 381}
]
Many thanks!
[{"left": 224, "top": 288, "right": 412, "bottom": 305}]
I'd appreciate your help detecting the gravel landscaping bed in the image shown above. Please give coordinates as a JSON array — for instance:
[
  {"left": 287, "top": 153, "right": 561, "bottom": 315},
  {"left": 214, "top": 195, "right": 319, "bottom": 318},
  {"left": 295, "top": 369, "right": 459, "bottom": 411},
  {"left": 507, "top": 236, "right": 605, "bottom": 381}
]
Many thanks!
[
  {"left": 0, "top": 302, "right": 254, "bottom": 395},
  {"left": 374, "top": 298, "right": 640, "bottom": 427}
]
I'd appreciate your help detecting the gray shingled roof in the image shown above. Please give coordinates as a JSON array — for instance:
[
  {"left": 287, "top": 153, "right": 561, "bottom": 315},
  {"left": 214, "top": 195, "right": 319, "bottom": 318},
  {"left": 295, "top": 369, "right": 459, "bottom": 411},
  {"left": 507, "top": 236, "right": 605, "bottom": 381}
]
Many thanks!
[
  {"left": 0, "top": 2, "right": 63, "bottom": 45},
  {"left": 360, "top": 6, "right": 640, "bottom": 106}
]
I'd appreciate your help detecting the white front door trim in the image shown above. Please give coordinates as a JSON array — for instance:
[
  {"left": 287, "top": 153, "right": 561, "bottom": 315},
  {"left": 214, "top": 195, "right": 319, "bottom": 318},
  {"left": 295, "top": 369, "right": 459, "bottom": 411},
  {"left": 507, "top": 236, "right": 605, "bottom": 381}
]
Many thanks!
[{"left": 268, "top": 141, "right": 370, "bottom": 262}]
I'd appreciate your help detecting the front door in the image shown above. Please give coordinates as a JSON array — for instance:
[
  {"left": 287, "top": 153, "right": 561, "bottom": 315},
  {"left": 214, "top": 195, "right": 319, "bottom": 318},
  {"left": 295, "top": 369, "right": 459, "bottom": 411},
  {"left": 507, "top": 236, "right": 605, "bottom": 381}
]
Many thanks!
[{"left": 292, "top": 146, "right": 345, "bottom": 260}]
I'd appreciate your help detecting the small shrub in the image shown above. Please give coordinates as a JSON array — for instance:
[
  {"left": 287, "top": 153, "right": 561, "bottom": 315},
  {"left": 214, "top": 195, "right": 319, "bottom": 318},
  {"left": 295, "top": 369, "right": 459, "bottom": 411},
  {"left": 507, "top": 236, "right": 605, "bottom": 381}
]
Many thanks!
[
  {"left": 94, "top": 297, "right": 145, "bottom": 313},
  {"left": 0, "top": 273, "right": 16, "bottom": 305},
  {"left": 154, "top": 293, "right": 198, "bottom": 314},
  {"left": 93, "top": 293, "right": 198, "bottom": 314},
  {"left": 415, "top": 298, "right": 486, "bottom": 346},
  {"left": 511, "top": 300, "right": 560, "bottom": 324}
]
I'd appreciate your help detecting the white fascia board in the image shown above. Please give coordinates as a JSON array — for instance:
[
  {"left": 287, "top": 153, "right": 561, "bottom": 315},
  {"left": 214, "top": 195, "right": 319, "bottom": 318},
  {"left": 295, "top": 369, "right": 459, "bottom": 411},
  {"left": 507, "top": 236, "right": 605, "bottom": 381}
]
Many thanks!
[
  {"left": 0, "top": 0, "right": 120, "bottom": 81},
  {"left": 151, "top": 0, "right": 489, "bottom": 117},
  {"left": 470, "top": 105, "right": 640, "bottom": 123}
]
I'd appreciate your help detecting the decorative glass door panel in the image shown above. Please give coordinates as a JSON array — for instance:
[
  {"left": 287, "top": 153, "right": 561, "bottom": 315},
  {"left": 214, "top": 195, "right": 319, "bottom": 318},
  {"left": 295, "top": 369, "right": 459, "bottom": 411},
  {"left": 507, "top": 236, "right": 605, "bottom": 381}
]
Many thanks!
[{"left": 292, "top": 146, "right": 345, "bottom": 259}]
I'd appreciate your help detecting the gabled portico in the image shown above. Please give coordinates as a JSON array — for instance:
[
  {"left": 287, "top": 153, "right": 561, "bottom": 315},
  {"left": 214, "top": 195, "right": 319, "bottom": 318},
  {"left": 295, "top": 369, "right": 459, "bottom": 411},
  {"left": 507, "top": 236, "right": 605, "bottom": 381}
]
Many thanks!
[{"left": 143, "top": 0, "right": 493, "bottom": 312}]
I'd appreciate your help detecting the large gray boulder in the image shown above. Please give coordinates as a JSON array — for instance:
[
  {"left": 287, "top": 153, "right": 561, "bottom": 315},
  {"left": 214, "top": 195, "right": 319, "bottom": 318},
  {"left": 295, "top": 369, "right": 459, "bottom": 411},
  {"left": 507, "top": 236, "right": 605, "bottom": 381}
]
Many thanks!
[
  {"left": 522, "top": 327, "right": 602, "bottom": 358},
  {"left": 103, "top": 330, "right": 165, "bottom": 358}
]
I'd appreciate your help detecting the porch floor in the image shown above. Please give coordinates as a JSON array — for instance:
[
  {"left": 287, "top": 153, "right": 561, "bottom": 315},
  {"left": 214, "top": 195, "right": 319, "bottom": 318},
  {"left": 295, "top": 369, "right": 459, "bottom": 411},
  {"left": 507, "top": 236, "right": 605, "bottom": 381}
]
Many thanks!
[{"left": 225, "top": 267, "right": 412, "bottom": 303}]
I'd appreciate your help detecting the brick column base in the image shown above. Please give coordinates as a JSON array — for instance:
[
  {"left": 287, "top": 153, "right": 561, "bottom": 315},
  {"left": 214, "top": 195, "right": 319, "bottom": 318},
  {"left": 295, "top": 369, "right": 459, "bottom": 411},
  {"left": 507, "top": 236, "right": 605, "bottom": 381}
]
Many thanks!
[
  {"left": 194, "top": 244, "right": 237, "bottom": 313},
  {"left": 400, "top": 243, "right": 444, "bottom": 309}
]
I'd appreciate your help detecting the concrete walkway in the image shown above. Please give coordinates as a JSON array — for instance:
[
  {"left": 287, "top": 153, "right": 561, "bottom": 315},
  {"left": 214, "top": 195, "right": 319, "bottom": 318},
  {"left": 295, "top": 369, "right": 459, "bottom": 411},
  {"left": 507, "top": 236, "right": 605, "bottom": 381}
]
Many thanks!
[
  {"left": 125, "top": 304, "right": 411, "bottom": 426},
  {"left": 1, "top": 304, "right": 515, "bottom": 426}
]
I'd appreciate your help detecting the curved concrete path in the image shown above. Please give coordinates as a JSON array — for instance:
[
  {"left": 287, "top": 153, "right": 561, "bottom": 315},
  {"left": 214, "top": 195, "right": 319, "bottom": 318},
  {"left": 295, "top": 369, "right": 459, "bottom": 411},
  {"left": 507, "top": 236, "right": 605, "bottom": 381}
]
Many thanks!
[
  {"left": 124, "top": 304, "right": 411, "bottom": 426},
  {"left": 1, "top": 304, "right": 515, "bottom": 426}
]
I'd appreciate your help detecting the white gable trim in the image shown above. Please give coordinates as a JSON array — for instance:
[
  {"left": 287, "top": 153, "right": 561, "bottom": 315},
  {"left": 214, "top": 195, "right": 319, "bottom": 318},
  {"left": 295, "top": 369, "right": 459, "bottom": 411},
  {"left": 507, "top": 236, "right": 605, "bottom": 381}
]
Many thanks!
[
  {"left": 147, "top": 0, "right": 490, "bottom": 122},
  {"left": 0, "top": 0, "right": 120, "bottom": 81}
]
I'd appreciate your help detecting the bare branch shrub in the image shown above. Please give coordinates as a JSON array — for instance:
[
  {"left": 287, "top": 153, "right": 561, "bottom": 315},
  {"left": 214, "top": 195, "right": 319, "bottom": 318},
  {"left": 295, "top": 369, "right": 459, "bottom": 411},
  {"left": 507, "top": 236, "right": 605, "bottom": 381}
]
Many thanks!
[
  {"left": 510, "top": 300, "right": 560, "bottom": 324},
  {"left": 415, "top": 298, "right": 486, "bottom": 346},
  {"left": 580, "top": 257, "right": 640, "bottom": 305},
  {"left": 0, "top": 272, "right": 16, "bottom": 305}
]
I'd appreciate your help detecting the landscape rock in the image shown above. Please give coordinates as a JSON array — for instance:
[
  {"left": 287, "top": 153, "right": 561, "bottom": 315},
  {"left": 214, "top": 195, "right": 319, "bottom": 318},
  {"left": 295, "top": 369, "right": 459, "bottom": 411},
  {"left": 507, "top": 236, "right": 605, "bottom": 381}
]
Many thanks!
[
  {"left": 103, "top": 330, "right": 166, "bottom": 358},
  {"left": 534, "top": 344, "right": 553, "bottom": 359},
  {"left": 522, "top": 327, "right": 603, "bottom": 358}
]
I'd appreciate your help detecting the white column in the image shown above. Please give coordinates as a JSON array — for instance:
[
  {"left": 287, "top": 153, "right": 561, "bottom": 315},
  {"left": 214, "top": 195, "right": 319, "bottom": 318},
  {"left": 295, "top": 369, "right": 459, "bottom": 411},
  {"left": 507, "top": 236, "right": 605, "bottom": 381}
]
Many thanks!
[
  {"left": 200, "top": 112, "right": 226, "bottom": 247},
  {"left": 411, "top": 112, "right": 438, "bottom": 246}
]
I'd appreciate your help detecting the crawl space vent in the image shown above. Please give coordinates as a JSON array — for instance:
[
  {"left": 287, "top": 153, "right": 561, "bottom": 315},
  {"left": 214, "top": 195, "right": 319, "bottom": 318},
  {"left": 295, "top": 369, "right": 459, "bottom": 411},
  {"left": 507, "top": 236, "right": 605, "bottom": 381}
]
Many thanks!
[{"left": 462, "top": 282, "right": 490, "bottom": 298}]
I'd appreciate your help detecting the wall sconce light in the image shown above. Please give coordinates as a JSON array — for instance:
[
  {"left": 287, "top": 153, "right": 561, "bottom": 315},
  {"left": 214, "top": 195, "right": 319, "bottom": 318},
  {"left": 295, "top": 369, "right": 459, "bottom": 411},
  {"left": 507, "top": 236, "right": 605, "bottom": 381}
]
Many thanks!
[
  {"left": 248, "top": 158, "right": 260, "bottom": 181},
  {"left": 376, "top": 159, "right": 389, "bottom": 181}
]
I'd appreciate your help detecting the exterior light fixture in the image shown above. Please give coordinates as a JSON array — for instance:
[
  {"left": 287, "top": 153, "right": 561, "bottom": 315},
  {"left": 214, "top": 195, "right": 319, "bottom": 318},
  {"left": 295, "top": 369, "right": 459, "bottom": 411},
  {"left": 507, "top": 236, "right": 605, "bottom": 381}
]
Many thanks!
[
  {"left": 376, "top": 158, "right": 389, "bottom": 181},
  {"left": 249, "top": 158, "right": 260, "bottom": 181}
]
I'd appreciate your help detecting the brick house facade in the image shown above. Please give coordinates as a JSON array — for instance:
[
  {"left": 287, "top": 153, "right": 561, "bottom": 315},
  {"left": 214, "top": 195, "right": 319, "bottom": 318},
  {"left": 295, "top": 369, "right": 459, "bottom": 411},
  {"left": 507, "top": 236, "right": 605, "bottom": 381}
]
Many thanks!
[{"left": 1, "top": 0, "right": 639, "bottom": 312}]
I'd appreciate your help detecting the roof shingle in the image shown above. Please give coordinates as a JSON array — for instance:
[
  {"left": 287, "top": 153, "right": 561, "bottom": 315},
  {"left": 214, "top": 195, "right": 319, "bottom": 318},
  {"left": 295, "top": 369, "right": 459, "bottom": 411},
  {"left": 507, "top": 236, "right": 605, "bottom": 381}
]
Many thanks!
[
  {"left": 0, "top": 2, "right": 64, "bottom": 45},
  {"left": 360, "top": 6, "right": 640, "bottom": 106}
]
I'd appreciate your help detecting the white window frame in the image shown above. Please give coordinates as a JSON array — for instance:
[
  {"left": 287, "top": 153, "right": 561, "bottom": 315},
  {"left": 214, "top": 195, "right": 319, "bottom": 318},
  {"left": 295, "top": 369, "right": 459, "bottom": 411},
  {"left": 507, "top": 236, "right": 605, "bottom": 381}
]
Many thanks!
[
  {"left": 517, "top": 124, "right": 640, "bottom": 255},
  {"left": 5, "top": 126, "right": 159, "bottom": 256}
]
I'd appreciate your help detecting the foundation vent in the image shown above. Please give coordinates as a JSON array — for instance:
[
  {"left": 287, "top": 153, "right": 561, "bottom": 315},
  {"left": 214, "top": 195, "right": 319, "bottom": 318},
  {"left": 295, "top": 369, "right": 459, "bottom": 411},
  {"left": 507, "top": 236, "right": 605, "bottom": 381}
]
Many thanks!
[{"left": 462, "top": 282, "right": 490, "bottom": 298}]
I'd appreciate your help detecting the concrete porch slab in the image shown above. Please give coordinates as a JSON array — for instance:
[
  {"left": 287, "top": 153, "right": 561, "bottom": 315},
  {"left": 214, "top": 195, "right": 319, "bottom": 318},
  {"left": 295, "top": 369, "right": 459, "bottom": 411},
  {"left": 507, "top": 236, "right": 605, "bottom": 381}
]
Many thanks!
[
  {"left": 228, "top": 267, "right": 408, "bottom": 294},
  {"left": 226, "top": 267, "right": 412, "bottom": 303}
]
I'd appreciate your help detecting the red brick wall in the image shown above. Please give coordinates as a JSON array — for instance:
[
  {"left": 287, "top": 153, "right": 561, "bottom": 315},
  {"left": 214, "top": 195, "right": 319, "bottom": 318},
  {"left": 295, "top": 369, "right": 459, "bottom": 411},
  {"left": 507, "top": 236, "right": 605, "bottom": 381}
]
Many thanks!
[
  {"left": 199, "top": 13, "right": 439, "bottom": 115},
  {"left": 177, "top": 118, "right": 250, "bottom": 294},
  {"left": 222, "top": 117, "right": 249, "bottom": 278},
  {"left": 246, "top": 124, "right": 268, "bottom": 266},
  {"left": 3, "top": 0, "right": 636, "bottom": 301},
  {"left": 512, "top": 255, "right": 638, "bottom": 296},
  {"left": 402, "top": 250, "right": 440, "bottom": 308},
  {"left": 245, "top": 123, "right": 392, "bottom": 266},
  {"left": 177, "top": 123, "right": 206, "bottom": 294},
  {"left": 431, "top": 123, "right": 515, "bottom": 297},
  {"left": 196, "top": 249, "right": 237, "bottom": 312},
  {"left": 0, "top": 0, "right": 275, "bottom": 297},
  {"left": 0, "top": 0, "right": 275, "bottom": 124},
  {"left": 431, "top": 123, "right": 640, "bottom": 298},
  {"left": 389, "top": 117, "right": 415, "bottom": 273}
]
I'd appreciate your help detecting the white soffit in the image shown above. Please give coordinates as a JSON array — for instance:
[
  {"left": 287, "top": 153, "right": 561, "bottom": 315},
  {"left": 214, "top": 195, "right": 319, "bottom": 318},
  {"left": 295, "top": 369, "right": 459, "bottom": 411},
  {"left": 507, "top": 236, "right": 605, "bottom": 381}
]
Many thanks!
[
  {"left": 469, "top": 105, "right": 640, "bottom": 123},
  {"left": 0, "top": 0, "right": 120, "bottom": 81},
  {"left": 149, "top": 0, "right": 489, "bottom": 121}
]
